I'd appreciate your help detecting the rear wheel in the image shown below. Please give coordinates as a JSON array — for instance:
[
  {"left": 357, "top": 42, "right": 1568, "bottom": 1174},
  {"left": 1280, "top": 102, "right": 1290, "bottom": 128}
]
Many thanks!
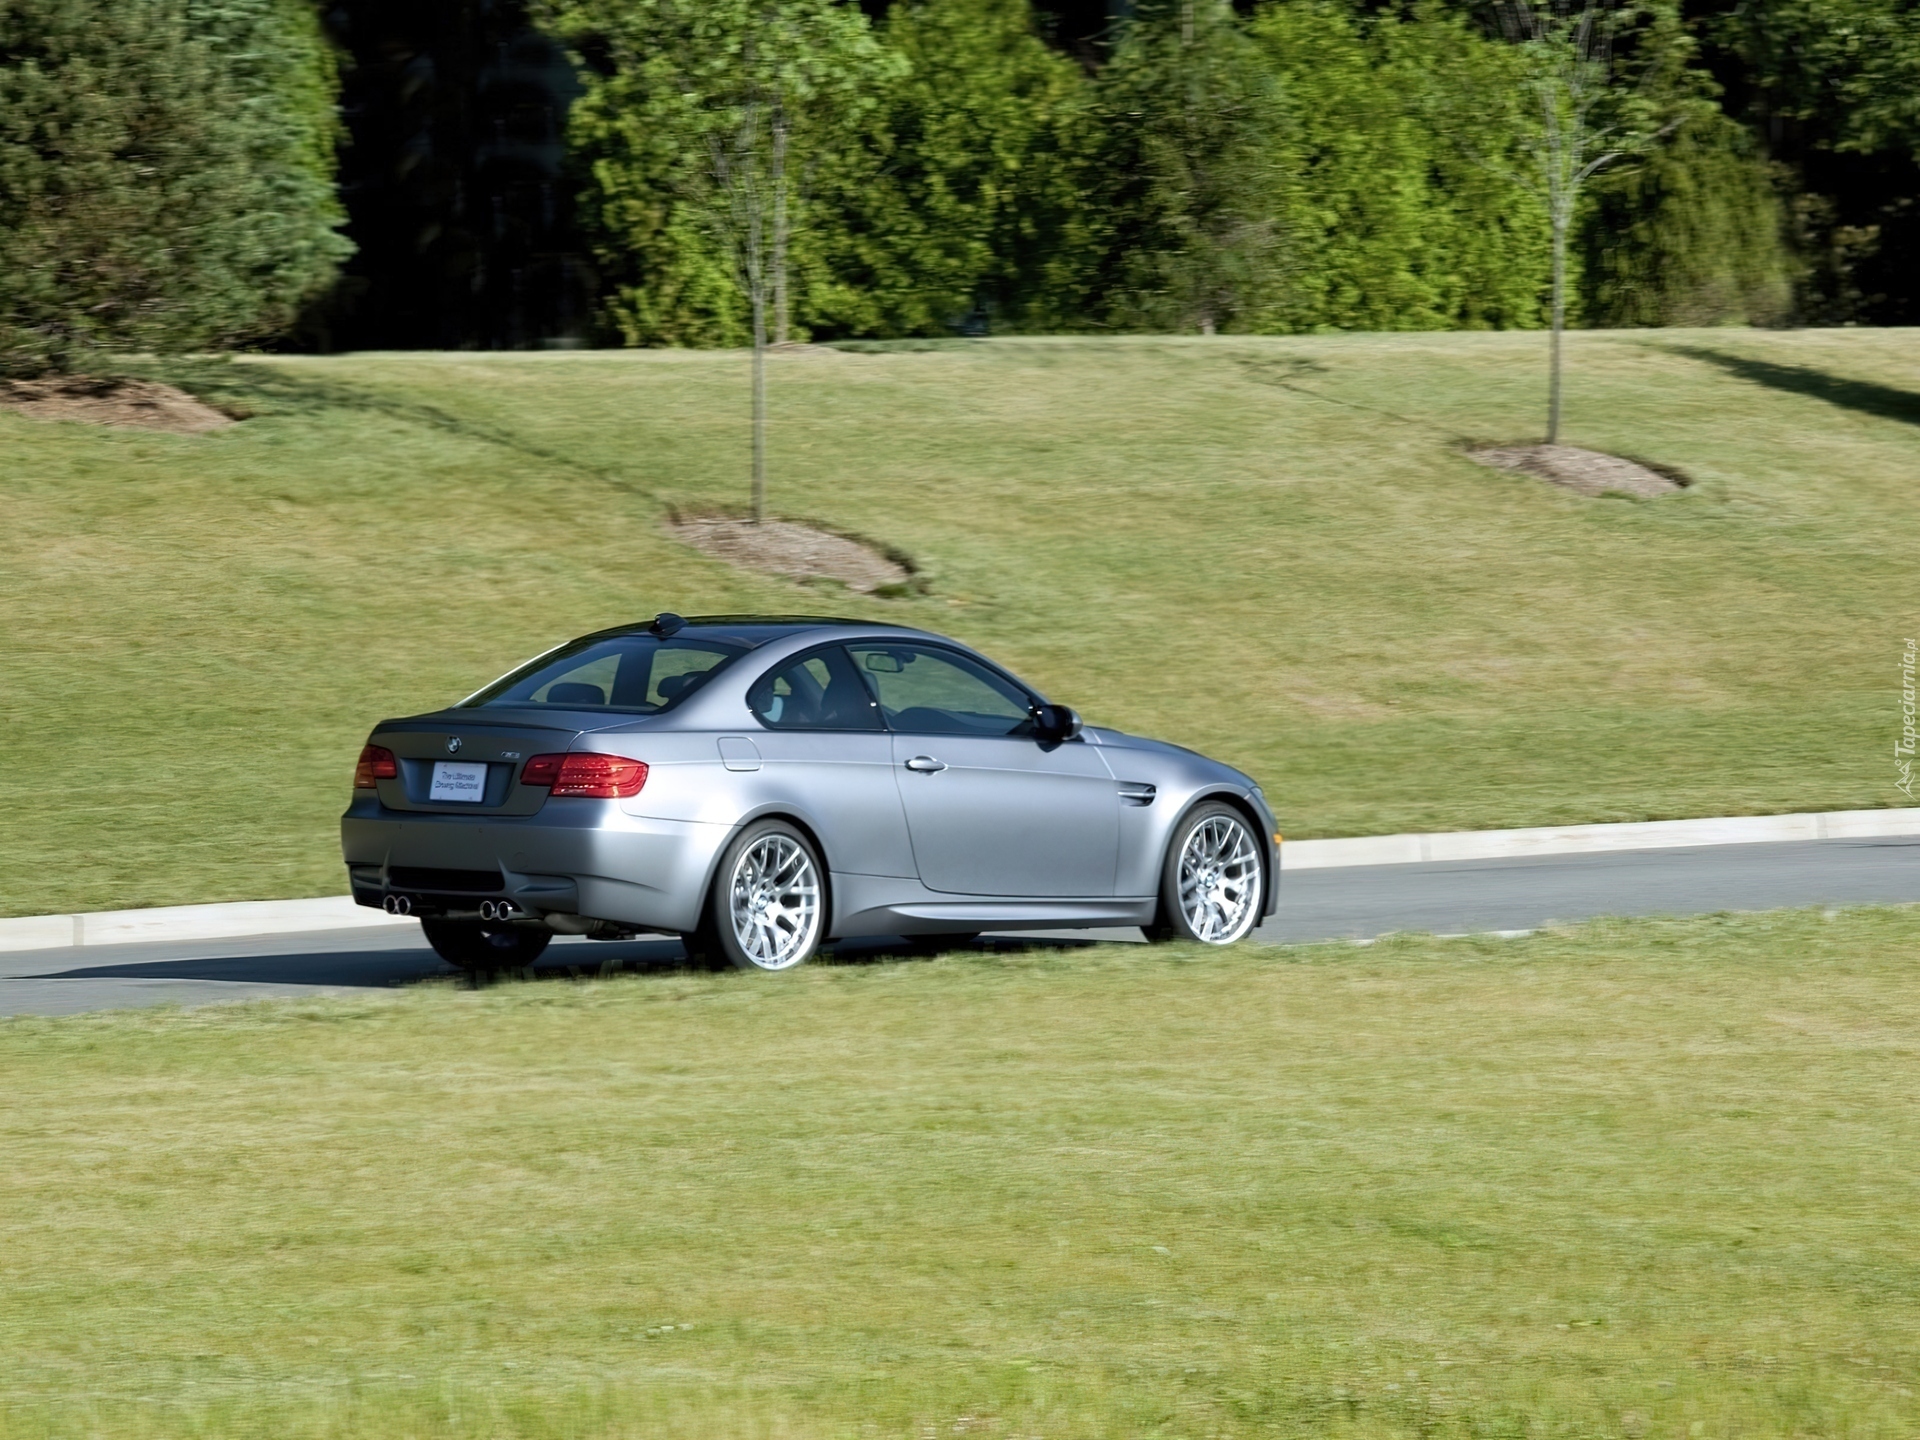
[
  {"left": 421, "top": 918, "right": 552, "bottom": 971},
  {"left": 695, "top": 819, "right": 826, "bottom": 972},
  {"left": 1142, "top": 802, "right": 1265, "bottom": 946}
]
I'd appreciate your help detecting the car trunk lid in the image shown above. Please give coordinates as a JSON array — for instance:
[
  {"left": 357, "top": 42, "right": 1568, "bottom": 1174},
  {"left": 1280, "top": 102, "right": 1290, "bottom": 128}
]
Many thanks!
[{"left": 368, "top": 714, "right": 600, "bottom": 816}]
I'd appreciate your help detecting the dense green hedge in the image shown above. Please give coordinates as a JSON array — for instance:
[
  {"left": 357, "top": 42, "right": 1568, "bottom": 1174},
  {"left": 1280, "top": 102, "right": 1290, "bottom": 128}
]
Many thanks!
[
  {"left": 828, "top": 0, "right": 1099, "bottom": 336},
  {"left": 1247, "top": 1, "right": 1551, "bottom": 333},
  {"left": 1581, "top": 109, "right": 1793, "bottom": 328},
  {"left": 0, "top": 0, "right": 350, "bottom": 376}
]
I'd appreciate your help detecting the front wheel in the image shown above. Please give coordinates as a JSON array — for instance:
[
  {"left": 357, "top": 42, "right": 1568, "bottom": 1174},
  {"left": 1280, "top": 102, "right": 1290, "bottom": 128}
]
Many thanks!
[
  {"left": 421, "top": 918, "right": 552, "bottom": 971},
  {"left": 1143, "top": 802, "right": 1266, "bottom": 946},
  {"left": 695, "top": 819, "right": 826, "bottom": 972}
]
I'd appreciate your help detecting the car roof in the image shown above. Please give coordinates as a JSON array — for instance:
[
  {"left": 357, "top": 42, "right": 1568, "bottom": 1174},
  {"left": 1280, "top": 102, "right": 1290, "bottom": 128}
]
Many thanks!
[
  {"left": 678, "top": 614, "right": 907, "bottom": 629},
  {"left": 582, "top": 615, "right": 920, "bottom": 648}
]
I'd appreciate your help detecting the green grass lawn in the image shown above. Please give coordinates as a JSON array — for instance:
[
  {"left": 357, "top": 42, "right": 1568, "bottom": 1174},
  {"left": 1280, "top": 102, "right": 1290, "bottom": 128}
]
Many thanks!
[
  {"left": 1, "top": 329, "right": 1915, "bottom": 916},
  {"left": 2, "top": 908, "right": 1917, "bottom": 1438}
]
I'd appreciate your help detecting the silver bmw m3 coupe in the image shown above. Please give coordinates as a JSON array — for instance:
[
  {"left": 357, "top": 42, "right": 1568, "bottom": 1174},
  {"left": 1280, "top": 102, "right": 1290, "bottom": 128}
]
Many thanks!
[{"left": 342, "top": 614, "right": 1279, "bottom": 972}]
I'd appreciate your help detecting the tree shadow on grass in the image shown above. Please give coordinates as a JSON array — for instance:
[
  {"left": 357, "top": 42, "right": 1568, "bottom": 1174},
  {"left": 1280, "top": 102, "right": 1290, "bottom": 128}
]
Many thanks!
[
  {"left": 1235, "top": 354, "right": 1461, "bottom": 436},
  {"left": 11, "top": 933, "right": 1105, "bottom": 1004},
  {"left": 126, "top": 356, "right": 654, "bottom": 500},
  {"left": 1663, "top": 345, "right": 1920, "bottom": 427}
]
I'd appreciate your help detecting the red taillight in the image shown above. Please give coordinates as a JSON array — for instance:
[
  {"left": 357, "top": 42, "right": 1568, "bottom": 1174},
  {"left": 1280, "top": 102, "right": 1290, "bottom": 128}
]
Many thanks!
[
  {"left": 520, "top": 753, "right": 566, "bottom": 787},
  {"left": 354, "top": 744, "right": 398, "bottom": 788},
  {"left": 521, "top": 752, "right": 648, "bottom": 799}
]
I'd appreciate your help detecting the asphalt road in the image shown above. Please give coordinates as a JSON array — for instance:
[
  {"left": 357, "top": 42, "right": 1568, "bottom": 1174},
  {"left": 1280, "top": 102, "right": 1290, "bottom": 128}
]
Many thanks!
[{"left": 3, "top": 835, "right": 1914, "bottom": 1018}]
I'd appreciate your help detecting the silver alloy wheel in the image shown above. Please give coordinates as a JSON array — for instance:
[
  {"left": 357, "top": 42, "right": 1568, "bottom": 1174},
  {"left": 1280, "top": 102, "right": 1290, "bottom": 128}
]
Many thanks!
[
  {"left": 727, "top": 833, "right": 822, "bottom": 970},
  {"left": 1176, "top": 813, "right": 1261, "bottom": 944}
]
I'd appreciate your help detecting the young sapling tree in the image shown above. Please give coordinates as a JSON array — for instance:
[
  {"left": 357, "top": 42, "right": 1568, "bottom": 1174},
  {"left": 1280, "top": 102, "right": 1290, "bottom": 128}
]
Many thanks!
[
  {"left": 545, "top": 0, "right": 887, "bottom": 521},
  {"left": 1490, "top": 0, "right": 1671, "bottom": 443}
]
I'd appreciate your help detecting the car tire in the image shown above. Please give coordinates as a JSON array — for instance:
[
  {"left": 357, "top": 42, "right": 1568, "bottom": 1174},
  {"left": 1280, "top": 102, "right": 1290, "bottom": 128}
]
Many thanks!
[
  {"left": 421, "top": 918, "right": 553, "bottom": 971},
  {"left": 701, "top": 819, "right": 827, "bottom": 972},
  {"left": 1142, "top": 801, "right": 1266, "bottom": 946}
]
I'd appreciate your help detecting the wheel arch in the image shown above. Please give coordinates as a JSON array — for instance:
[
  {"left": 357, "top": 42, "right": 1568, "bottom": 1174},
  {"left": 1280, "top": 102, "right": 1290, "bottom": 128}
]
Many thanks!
[
  {"left": 1164, "top": 787, "right": 1278, "bottom": 923},
  {"left": 703, "top": 806, "right": 839, "bottom": 937}
]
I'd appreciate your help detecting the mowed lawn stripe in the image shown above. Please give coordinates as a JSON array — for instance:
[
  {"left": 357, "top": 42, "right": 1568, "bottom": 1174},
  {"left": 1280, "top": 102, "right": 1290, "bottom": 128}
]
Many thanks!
[{"left": 0, "top": 907, "right": 1917, "bottom": 1437}]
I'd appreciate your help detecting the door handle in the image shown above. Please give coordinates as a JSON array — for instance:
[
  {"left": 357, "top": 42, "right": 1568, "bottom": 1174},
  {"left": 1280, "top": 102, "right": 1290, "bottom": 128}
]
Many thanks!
[{"left": 904, "top": 755, "right": 947, "bottom": 774}]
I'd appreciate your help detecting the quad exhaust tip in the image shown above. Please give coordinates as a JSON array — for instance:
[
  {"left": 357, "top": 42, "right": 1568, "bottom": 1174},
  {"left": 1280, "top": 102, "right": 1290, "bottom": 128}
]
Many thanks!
[{"left": 383, "top": 894, "right": 520, "bottom": 921}]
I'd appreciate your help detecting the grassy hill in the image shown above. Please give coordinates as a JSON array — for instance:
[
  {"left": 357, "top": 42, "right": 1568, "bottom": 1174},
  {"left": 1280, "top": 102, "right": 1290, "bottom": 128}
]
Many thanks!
[
  {"left": 1, "top": 329, "right": 1915, "bottom": 916},
  {"left": 3, "top": 910, "right": 1918, "bottom": 1437}
]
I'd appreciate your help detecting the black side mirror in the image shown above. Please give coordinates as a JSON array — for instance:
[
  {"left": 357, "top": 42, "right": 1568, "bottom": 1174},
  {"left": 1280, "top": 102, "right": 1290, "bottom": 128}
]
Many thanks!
[{"left": 1032, "top": 704, "right": 1083, "bottom": 742}]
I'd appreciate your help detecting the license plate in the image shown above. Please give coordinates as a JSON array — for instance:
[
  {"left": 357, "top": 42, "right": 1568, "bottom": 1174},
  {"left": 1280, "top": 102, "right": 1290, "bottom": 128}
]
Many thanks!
[{"left": 429, "top": 760, "right": 488, "bottom": 803}]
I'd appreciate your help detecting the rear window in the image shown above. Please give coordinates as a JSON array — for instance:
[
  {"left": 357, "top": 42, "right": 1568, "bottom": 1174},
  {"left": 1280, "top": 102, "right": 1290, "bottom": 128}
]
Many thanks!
[{"left": 461, "top": 633, "right": 749, "bottom": 713}]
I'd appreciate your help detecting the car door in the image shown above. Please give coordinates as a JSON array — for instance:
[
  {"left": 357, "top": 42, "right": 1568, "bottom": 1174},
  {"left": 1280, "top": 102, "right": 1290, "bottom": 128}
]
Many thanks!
[
  {"left": 743, "top": 645, "right": 915, "bottom": 879},
  {"left": 845, "top": 641, "right": 1119, "bottom": 898}
]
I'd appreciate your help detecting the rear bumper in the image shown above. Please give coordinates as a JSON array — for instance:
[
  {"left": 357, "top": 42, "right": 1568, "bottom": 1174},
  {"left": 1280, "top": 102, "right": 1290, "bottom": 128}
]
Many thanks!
[{"left": 340, "top": 796, "right": 730, "bottom": 934}]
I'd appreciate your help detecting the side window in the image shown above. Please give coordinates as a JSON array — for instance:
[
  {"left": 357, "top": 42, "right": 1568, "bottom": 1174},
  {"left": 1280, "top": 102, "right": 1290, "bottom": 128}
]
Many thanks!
[
  {"left": 747, "top": 647, "right": 884, "bottom": 731},
  {"left": 846, "top": 644, "right": 1034, "bottom": 736},
  {"left": 532, "top": 653, "right": 619, "bottom": 707}
]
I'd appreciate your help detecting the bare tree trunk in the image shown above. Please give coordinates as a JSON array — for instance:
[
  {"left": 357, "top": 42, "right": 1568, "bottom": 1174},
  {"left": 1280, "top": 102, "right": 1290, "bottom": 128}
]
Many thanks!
[
  {"left": 751, "top": 285, "right": 767, "bottom": 524},
  {"left": 771, "top": 106, "right": 790, "bottom": 347},
  {"left": 1183, "top": 0, "right": 1200, "bottom": 331},
  {"left": 1540, "top": 68, "right": 1568, "bottom": 448},
  {"left": 1548, "top": 208, "right": 1566, "bottom": 446},
  {"left": 745, "top": 96, "right": 769, "bottom": 525}
]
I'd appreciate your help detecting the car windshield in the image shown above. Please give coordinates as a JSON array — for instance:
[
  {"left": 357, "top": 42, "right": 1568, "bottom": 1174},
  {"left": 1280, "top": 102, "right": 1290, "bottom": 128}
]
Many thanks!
[{"left": 461, "top": 633, "right": 750, "bottom": 713}]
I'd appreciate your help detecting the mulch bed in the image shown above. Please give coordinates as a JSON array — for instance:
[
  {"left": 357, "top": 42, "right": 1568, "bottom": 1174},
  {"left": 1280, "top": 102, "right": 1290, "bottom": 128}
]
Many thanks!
[
  {"left": 666, "top": 515, "right": 911, "bottom": 594},
  {"left": 1470, "top": 443, "right": 1683, "bottom": 499},
  {"left": 0, "top": 376, "right": 235, "bottom": 434}
]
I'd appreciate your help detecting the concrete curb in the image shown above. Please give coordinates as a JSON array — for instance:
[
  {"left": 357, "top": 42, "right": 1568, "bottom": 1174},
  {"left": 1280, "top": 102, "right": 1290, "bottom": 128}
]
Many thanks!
[
  {"left": 0, "top": 896, "right": 412, "bottom": 954},
  {"left": 2, "top": 806, "right": 1915, "bottom": 954},
  {"left": 1279, "top": 806, "right": 1920, "bottom": 870}
]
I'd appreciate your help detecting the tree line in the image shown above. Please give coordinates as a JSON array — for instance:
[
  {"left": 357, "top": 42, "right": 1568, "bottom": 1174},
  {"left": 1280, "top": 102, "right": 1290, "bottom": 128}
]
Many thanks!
[
  {"left": 549, "top": 0, "right": 1787, "bottom": 345},
  {"left": 2, "top": 0, "right": 1917, "bottom": 376}
]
